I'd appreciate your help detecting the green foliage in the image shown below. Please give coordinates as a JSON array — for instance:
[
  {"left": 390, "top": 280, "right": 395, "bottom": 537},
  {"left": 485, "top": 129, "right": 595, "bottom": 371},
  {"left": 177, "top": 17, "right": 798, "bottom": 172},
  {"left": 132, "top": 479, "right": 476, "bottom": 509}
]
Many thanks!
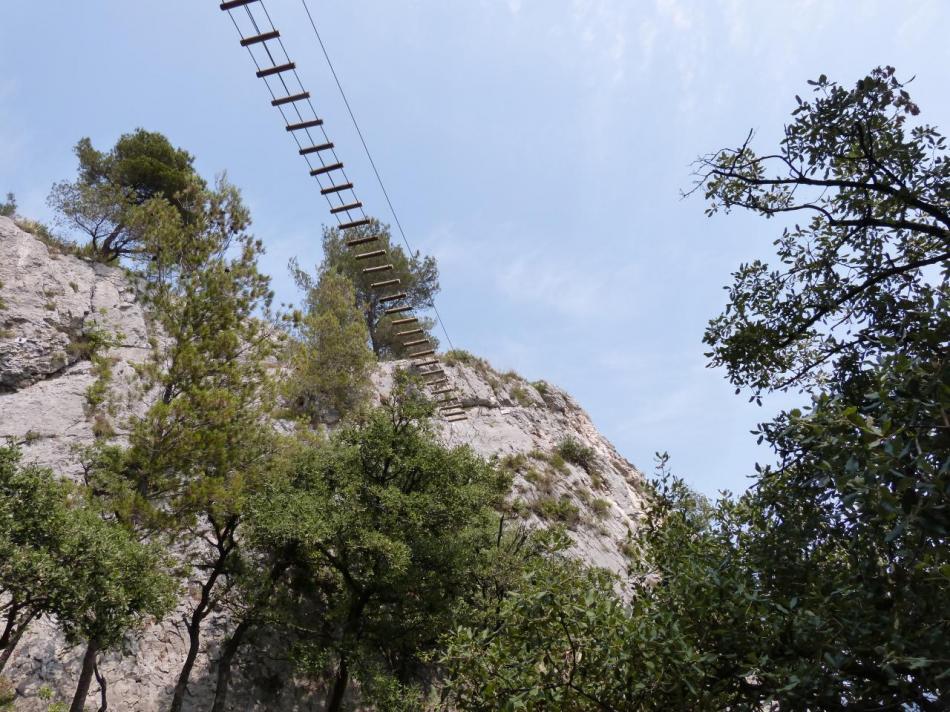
[
  {"left": 555, "top": 436, "right": 597, "bottom": 472},
  {"left": 248, "top": 391, "right": 510, "bottom": 710},
  {"left": 285, "top": 267, "right": 375, "bottom": 424},
  {"left": 0, "top": 193, "right": 15, "bottom": 218},
  {"left": 442, "top": 349, "right": 480, "bottom": 366},
  {"left": 696, "top": 66, "right": 949, "bottom": 397},
  {"left": 53, "top": 507, "right": 175, "bottom": 650},
  {"left": 688, "top": 67, "right": 950, "bottom": 708},
  {"left": 0, "top": 444, "right": 173, "bottom": 682},
  {"left": 533, "top": 494, "right": 580, "bottom": 526},
  {"left": 510, "top": 384, "right": 532, "bottom": 407},
  {"left": 317, "top": 219, "right": 440, "bottom": 358},
  {"left": 49, "top": 129, "right": 203, "bottom": 261},
  {"left": 590, "top": 497, "right": 611, "bottom": 519},
  {"left": 66, "top": 324, "right": 113, "bottom": 361}
]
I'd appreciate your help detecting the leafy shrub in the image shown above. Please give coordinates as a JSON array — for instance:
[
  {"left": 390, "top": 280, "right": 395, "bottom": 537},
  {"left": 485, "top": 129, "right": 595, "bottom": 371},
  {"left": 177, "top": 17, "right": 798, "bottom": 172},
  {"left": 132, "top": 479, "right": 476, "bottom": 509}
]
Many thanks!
[
  {"left": 590, "top": 471, "right": 607, "bottom": 491},
  {"left": 533, "top": 495, "right": 581, "bottom": 526},
  {"left": 591, "top": 498, "right": 611, "bottom": 519},
  {"left": 443, "top": 349, "right": 478, "bottom": 366},
  {"left": 531, "top": 380, "right": 549, "bottom": 396},
  {"left": 67, "top": 324, "right": 114, "bottom": 360},
  {"left": 556, "top": 437, "right": 597, "bottom": 472},
  {"left": 511, "top": 385, "right": 532, "bottom": 407}
]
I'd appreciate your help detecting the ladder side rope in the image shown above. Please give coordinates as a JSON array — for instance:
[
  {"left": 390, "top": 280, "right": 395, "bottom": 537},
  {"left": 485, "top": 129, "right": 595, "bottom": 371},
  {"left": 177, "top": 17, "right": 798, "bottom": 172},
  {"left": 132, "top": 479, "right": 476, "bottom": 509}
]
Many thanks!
[{"left": 220, "top": 0, "right": 469, "bottom": 421}]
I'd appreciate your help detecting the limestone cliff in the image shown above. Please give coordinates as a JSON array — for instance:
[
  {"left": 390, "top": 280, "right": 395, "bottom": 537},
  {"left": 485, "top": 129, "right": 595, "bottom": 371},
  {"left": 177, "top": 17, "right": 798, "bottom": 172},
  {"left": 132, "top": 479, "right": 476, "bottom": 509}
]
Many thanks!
[{"left": 0, "top": 216, "right": 646, "bottom": 710}]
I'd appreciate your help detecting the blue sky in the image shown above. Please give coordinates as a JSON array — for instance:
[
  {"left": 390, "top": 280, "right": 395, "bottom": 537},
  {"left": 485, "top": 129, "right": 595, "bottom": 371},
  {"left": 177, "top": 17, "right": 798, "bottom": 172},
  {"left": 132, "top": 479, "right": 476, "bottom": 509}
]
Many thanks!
[{"left": 2, "top": 1, "right": 948, "bottom": 496}]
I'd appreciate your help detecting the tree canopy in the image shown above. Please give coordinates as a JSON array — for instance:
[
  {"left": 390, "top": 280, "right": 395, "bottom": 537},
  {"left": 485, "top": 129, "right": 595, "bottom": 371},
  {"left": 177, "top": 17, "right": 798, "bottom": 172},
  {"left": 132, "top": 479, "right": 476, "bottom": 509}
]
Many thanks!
[
  {"left": 248, "top": 381, "right": 509, "bottom": 711},
  {"left": 317, "top": 219, "right": 440, "bottom": 358},
  {"left": 49, "top": 129, "right": 203, "bottom": 261}
]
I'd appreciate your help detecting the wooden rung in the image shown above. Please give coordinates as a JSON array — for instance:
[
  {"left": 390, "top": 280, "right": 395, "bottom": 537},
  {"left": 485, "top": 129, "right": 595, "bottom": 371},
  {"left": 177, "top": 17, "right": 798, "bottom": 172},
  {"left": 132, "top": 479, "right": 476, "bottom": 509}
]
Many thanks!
[
  {"left": 396, "top": 328, "right": 423, "bottom": 336},
  {"left": 321, "top": 183, "right": 353, "bottom": 195},
  {"left": 436, "top": 396, "right": 458, "bottom": 404},
  {"left": 272, "top": 92, "right": 310, "bottom": 106},
  {"left": 331, "top": 201, "right": 362, "bottom": 214},
  {"left": 256, "top": 62, "right": 295, "bottom": 78},
  {"left": 446, "top": 417, "right": 468, "bottom": 422},
  {"left": 392, "top": 317, "right": 418, "bottom": 326},
  {"left": 414, "top": 359, "right": 439, "bottom": 368},
  {"left": 340, "top": 218, "right": 372, "bottom": 230},
  {"left": 309, "top": 162, "right": 342, "bottom": 175},
  {"left": 356, "top": 250, "right": 386, "bottom": 261},
  {"left": 419, "top": 369, "right": 444, "bottom": 377},
  {"left": 241, "top": 30, "right": 279, "bottom": 46},
  {"left": 432, "top": 387, "right": 455, "bottom": 395},
  {"left": 221, "top": 0, "right": 257, "bottom": 10},
  {"left": 362, "top": 264, "right": 392, "bottom": 274},
  {"left": 428, "top": 378, "right": 449, "bottom": 387},
  {"left": 403, "top": 338, "right": 429, "bottom": 347},
  {"left": 288, "top": 119, "right": 324, "bottom": 132},
  {"left": 410, "top": 349, "right": 436, "bottom": 358},
  {"left": 441, "top": 406, "right": 464, "bottom": 413},
  {"left": 346, "top": 235, "right": 377, "bottom": 247},
  {"left": 371, "top": 278, "right": 400, "bottom": 289},
  {"left": 379, "top": 292, "right": 407, "bottom": 304},
  {"left": 299, "top": 142, "right": 334, "bottom": 155},
  {"left": 385, "top": 305, "right": 412, "bottom": 314}
]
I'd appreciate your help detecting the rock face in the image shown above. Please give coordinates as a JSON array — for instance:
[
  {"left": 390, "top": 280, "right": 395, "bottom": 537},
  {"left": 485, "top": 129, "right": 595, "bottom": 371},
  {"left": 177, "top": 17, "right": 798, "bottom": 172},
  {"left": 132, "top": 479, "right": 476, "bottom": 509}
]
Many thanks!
[{"left": 0, "top": 217, "right": 646, "bottom": 710}]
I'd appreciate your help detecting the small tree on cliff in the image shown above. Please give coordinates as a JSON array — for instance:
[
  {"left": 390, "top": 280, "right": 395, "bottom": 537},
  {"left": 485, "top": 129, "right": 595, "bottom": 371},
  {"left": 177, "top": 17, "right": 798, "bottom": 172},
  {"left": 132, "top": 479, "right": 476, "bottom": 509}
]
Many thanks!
[
  {"left": 0, "top": 445, "right": 73, "bottom": 673},
  {"left": 49, "top": 129, "right": 201, "bottom": 261},
  {"left": 285, "top": 265, "right": 376, "bottom": 424},
  {"left": 0, "top": 445, "right": 173, "bottom": 712},
  {"left": 317, "top": 219, "right": 440, "bottom": 358}
]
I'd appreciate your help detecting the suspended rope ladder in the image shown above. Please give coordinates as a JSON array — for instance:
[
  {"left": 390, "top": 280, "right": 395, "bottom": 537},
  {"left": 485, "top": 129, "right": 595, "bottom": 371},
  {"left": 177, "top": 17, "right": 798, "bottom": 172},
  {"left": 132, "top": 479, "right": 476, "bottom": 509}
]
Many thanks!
[{"left": 220, "top": 0, "right": 468, "bottom": 422}]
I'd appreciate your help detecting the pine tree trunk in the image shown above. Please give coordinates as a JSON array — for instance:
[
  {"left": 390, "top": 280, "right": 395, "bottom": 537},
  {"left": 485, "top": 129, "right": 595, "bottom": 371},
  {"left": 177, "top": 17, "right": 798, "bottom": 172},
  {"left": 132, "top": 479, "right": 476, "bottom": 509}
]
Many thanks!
[
  {"left": 169, "top": 608, "right": 205, "bottom": 712},
  {"left": 69, "top": 639, "right": 99, "bottom": 712},
  {"left": 325, "top": 656, "right": 349, "bottom": 712},
  {"left": 210, "top": 618, "right": 251, "bottom": 712},
  {"left": 0, "top": 603, "right": 18, "bottom": 650},
  {"left": 0, "top": 608, "right": 37, "bottom": 673},
  {"left": 169, "top": 524, "right": 235, "bottom": 712}
]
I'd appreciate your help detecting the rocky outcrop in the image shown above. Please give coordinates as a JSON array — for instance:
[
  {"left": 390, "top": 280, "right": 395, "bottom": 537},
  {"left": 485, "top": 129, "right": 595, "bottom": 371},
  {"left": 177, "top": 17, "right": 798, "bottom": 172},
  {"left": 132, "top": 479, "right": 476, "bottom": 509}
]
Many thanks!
[{"left": 0, "top": 217, "right": 646, "bottom": 710}]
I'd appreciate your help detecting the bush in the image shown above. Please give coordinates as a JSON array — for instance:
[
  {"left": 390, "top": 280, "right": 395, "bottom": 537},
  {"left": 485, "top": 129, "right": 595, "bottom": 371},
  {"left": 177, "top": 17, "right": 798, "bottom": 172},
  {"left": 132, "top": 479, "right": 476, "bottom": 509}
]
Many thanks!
[
  {"left": 556, "top": 437, "right": 597, "bottom": 472},
  {"left": 531, "top": 380, "right": 549, "bottom": 396},
  {"left": 591, "top": 498, "right": 611, "bottom": 519},
  {"left": 443, "top": 349, "right": 477, "bottom": 366},
  {"left": 511, "top": 385, "right": 532, "bottom": 407},
  {"left": 534, "top": 494, "right": 580, "bottom": 527}
]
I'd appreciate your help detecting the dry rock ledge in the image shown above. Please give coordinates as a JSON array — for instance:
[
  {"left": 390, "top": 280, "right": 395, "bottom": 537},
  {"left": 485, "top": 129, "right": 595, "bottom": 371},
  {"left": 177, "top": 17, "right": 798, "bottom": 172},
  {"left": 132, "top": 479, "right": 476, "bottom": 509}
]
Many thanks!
[{"left": 0, "top": 216, "right": 647, "bottom": 710}]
